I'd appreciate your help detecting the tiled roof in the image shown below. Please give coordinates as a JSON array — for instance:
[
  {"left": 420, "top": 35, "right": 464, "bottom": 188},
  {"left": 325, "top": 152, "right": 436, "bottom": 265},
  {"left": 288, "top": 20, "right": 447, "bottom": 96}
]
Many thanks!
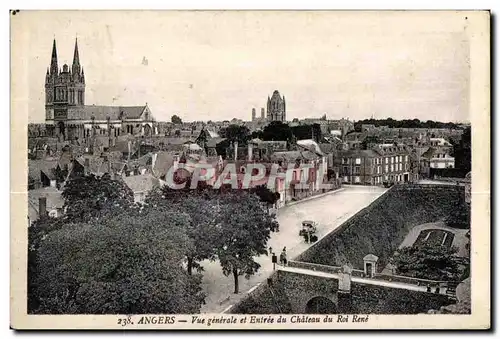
[
  {"left": 123, "top": 174, "right": 160, "bottom": 193},
  {"left": 152, "top": 151, "right": 176, "bottom": 178},
  {"left": 206, "top": 129, "right": 220, "bottom": 138},
  {"left": 28, "top": 159, "right": 59, "bottom": 181},
  {"left": 28, "top": 186, "right": 64, "bottom": 221},
  {"left": 206, "top": 137, "right": 226, "bottom": 148},
  {"left": 271, "top": 150, "right": 320, "bottom": 162},
  {"left": 75, "top": 155, "right": 110, "bottom": 176},
  {"left": 297, "top": 139, "right": 324, "bottom": 155},
  {"left": 67, "top": 105, "right": 146, "bottom": 121}
]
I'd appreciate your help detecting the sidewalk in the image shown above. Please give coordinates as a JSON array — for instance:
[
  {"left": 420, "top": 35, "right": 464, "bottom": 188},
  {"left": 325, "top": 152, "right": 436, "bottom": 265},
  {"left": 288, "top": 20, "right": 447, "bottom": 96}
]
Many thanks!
[{"left": 283, "top": 187, "right": 345, "bottom": 208}]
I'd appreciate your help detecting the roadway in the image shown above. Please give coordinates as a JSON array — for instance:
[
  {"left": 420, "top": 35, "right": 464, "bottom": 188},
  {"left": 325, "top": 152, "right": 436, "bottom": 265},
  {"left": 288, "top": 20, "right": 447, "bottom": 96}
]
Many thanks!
[{"left": 199, "top": 185, "right": 388, "bottom": 313}]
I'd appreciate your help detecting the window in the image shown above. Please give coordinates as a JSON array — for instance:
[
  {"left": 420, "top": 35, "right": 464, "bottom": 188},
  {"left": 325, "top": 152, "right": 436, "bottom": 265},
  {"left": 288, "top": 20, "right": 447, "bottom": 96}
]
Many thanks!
[
  {"left": 343, "top": 166, "right": 349, "bottom": 174},
  {"left": 355, "top": 158, "right": 361, "bottom": 165},
  {"left": 390, "top": 164, "right": 394, "bottom": 172},
  {"left": 343, "top": 176, "right": 348, "bottom": 182},
  {"left": 399, "top": 163, "right": 402, "bottom": 171},
  {"left": 342, "top": 158, "right": 349, "bottom": 164},
  {"left": 377, "top": 166, "right": 381, "bottom": 174},
  {"left": 385, "top": 157, "right": 389, "bottom": 164},
  {"left": 405, "top": 155, "right": 408, "bottom": 162},
  {"left": 355, "top": 176, "right": 360, "bottom": 183},
  {"left": 354, "top": 166, "right": 360, "bottom": 175},
  {"left": 385, "top": 165, "right": 388, "bottom": 172}
]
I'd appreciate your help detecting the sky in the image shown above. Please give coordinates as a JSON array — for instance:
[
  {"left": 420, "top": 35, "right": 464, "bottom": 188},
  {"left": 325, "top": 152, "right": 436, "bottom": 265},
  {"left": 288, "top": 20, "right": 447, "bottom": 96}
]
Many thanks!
[{"left": 15, "top": 11, "right": 471, "bottom": 123}]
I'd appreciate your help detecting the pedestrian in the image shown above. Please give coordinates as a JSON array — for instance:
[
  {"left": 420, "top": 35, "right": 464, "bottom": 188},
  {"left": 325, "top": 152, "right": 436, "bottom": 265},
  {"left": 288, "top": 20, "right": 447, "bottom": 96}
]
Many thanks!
[
  {"left": 281, "top": 248, "right": 287, "bottom": 266},
  {"left": 279, "top": 251, "right": 285, "bottom": 265},
  {"left": 269, "top": 246, "right": 273, "bottom": 256}
]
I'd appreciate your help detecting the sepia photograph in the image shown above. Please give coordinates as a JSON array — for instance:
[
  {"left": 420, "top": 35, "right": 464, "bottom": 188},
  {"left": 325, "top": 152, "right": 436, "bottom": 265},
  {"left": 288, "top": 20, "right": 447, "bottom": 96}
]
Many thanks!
[{"left": 10, "top": 9, "right": 490, "bottom": 330}]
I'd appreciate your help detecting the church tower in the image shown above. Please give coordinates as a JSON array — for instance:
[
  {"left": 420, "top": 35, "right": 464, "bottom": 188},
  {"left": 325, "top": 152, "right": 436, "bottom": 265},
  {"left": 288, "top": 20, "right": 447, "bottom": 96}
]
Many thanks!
[
  {"left": 45, "top": 38, "right": 85, "bottom": 123},
  {"left": 266, "top": 90, "right": 286, "bottom": 122}
]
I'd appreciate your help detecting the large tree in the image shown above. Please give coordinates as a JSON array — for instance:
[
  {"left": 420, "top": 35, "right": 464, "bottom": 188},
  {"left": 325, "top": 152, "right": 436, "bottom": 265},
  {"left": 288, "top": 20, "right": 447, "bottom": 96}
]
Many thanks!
[
  {"left": 216, "top": 191, "right": 277, "bottom": 294},
  {"left": 32, "top": 209, "right": 206, "bottom": 314},
  {"left": 390, "top": 244, "right": 465, "bottom": 281},
  {"left": 62, "top": 173, "right": 134, "bottom": 223},
  {"left": 261, "top": 121, "right": 294, "bottom": 142},
  {"left": 452, "top": 126, "right": 471, "bottom": 172},
  {"left": 219, "top": 124, "right": 250, "bottom": 145},
  {"left": 250, "top": 184, "right": 280, "bottom": 211},
  {"left": 145, "top": 187, "right": 221, "bottom": 275},
  {"left": 171, "top": 114, "right": 183, "bottom": 124}
]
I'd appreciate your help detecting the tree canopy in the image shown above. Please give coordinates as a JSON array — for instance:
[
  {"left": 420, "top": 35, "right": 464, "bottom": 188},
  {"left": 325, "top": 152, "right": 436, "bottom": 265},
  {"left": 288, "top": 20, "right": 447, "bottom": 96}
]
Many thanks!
[
  {"left": 250, "top": 184, "right": 280, "bottom": 209},
  {"left": 261, "top": 121, "right": 294, "bottom": 142},
  {"left": 171, "top": 114, "right": 183, "bottom": 124},
  {"left": 31, "top": 209, "right": 206, "bottom": 314},
  {"left": 291, "top": 124, "right": 322, "bottom": 142},
  {"left": 353, "top": 118, "right": 461, "bottom": 131},
  {"left": 451, "top": 126, "right": 471, "bottom": 172},
  {"left": 390, "top": 244, "right": 464, "bottom": 281},
  {"left": 219, "top": 124, "right": 250, "bottom": 145},
  {"left": 216, "top": 191, "right": 276, "bottom": 293},
  {"left": 62, "top": 173, "right": 134, "bottom": 223}
]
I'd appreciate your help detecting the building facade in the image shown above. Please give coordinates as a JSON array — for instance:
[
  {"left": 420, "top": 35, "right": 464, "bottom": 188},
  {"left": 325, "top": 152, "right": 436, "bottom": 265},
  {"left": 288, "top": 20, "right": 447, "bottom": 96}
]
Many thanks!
[
  {"left": 267, "top": 90, "right": 286, "bottom": 122},
  {"left": 44, "top": 39, "right": 157, "bottom": 142},
  {"left": 340, "top": 148, "right": 413, "bottom": 185}
]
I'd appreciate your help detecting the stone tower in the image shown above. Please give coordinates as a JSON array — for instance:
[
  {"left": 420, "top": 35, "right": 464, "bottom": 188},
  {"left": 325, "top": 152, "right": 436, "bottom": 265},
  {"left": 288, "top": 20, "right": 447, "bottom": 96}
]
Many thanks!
[
  {"left": 266, "top": 90, "right": 286, "bottom": 122},
  {"left": 45, "top": 38, "right": 86, "bottom": 123},
  {"left": 252, "top": 108, "right": 256, "bottom": 121}
]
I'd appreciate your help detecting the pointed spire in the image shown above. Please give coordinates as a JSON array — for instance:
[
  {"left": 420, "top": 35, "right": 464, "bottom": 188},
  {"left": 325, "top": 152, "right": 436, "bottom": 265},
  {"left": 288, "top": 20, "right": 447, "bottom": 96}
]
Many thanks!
[
  {"left": 72, "top": 37, "right": 81, "bottom": 78},
  {"left": 73, "top": 37, "right": 80, "bottom": 66},
  {"left": 50, "top": 39, "right": 58, "bottom": 75}
]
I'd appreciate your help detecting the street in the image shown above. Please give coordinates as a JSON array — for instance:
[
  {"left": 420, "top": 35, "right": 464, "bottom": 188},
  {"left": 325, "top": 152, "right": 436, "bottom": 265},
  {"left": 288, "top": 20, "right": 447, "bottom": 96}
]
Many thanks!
[{"left": 199, "top": 185, "right": 388, "bottom": 313}]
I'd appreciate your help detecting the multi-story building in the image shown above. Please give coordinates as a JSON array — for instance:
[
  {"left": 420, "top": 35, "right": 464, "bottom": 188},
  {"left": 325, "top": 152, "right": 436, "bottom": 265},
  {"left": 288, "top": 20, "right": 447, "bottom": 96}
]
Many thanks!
[{"left": 340, "top": 147, "right": 413, "bottom": 185}]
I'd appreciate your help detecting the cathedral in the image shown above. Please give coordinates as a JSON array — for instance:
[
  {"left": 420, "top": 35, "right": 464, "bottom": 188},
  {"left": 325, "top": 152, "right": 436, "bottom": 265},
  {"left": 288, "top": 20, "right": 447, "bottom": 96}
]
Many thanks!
[
  {"left": 266, "top": 90, "right": 286, "bottom": 122},
  {"left": 44, "top": 39, "right": 156, "bottom": 142}
]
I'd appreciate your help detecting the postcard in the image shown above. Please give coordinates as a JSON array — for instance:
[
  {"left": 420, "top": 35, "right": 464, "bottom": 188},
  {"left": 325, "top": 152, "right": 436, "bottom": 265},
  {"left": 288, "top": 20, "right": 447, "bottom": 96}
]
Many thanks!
[{"left": 11, "top": 10, "right": 490, "bottom": 330}]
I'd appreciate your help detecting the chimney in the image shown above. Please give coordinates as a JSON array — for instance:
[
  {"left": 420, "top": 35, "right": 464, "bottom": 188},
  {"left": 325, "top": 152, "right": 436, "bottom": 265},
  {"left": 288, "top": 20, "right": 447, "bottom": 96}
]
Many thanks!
[
  {"left": 234, "top": 141, "right": 238, "bottom": 161},
  {"left": 84, "top": 158, "right": 90, "bottom": 176},
  {"left": 107, "top": 159, "right": 114, "bottom": 180},
  {"left": 152, "top": 153, "right": 158, "bottom": 171},
  {"left": 248, "top": 142, "right": 253, "bottom": 161},
  {"left": 107, "top": 117, "right": 112, "bottom": 149},
  {"left": 38, "top": 197, "right": 47, "bottom": 219}
]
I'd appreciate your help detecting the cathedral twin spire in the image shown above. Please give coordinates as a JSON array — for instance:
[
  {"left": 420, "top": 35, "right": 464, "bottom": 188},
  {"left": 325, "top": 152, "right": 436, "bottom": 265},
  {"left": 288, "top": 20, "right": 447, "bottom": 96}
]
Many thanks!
[{"left": 48, "top": 37, "right": 83, "bottom": 79}]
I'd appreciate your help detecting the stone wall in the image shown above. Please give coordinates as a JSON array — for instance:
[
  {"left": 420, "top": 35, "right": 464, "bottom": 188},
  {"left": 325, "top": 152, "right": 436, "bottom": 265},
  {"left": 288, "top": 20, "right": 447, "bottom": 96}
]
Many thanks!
[
  {"left": 230, "top": 269, "right": 455, "bottom": 314},
  {"left": 350, "top": 282, "right": 456, "bottom": 314},
  {"left": 295, "top": 185, "right": 467, "bottom": 271},
  {"left": 276, "top": 270, "right": 340, "bottom": 313}
]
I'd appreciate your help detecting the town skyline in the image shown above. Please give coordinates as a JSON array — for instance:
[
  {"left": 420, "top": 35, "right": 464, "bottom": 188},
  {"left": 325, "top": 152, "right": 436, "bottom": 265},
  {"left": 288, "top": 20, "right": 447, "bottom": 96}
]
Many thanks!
[{"left": 23, "top": 11, "right": 470, "bottom": 124}]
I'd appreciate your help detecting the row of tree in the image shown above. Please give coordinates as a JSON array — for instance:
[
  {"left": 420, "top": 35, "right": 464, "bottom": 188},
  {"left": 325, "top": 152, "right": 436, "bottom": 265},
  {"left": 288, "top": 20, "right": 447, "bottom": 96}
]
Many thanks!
[
  {"left": 216, "top": 121, "right": 322, "bottom": 153},
  {"left": 28, "top": 174, "right": 279, "bottom": 314},
  {"left": 353, "top": 118, "right": 463, "bottom": 131}
]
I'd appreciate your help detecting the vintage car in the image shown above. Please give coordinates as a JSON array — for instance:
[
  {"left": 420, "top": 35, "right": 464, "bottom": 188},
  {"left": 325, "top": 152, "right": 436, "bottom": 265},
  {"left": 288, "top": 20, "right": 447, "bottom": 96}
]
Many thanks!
[{"left": 299, "top": 220, "right": 318, "bottom": 236}]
